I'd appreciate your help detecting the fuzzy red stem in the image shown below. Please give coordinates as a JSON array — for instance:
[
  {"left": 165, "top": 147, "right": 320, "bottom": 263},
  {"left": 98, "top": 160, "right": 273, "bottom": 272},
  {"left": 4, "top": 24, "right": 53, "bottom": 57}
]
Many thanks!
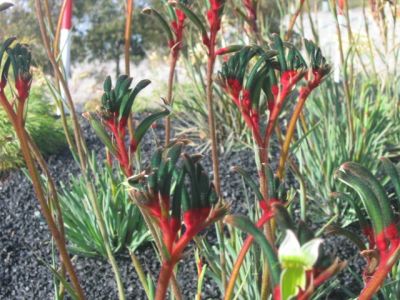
[
  {"left": 359, "top": 244, "right": 400, "bottom": 300},
  {"left": 155, "top": 260, "right": 175, "bottom": 300}
]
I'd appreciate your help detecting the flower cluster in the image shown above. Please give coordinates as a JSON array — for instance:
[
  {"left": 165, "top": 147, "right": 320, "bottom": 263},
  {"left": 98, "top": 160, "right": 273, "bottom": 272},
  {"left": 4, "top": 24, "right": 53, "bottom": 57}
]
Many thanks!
[
  {"left": 85, "top": 75, "right": 168, "bottom": 177},
  {"left": 128, "top": 142, "right": 227, "bottom": 256},
  {"left": 143, "top": 2, "right": 190, "bottom": 59},
  {"left": 0, "top": 38, "right": 32, "bottom": 103},
  {"left": 218, "top": 36, "right": 330, "bottom": 149},
  {"left": 128, "top": 142, "right": 227, "bottom": 299},
  {"left": 168, "top": 2, "right": 187, "bottom": 58},
  {"left": 203, "top": 0, "right": 226, "bottom": 48}
]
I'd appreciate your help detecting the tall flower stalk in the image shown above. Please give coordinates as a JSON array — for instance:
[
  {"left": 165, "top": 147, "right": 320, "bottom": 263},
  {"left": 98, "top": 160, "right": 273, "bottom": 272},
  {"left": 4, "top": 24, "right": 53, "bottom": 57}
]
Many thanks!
[
  {"left": 124, "top": 0, "right": 136, "bottom": 141},
  {"left": 218, "top": 37, "right": 330, "bottom": 299},
  {"left": 204, "top": 0, "right": 227, "bottom": 289},
  {"left": 85, "top": 75, "right": 169, "bottom": 177},
  {"left": 0, "top": 38, "right": 86, "bottom": 300},
  {"left": 142, "top": 1, "right": 188, "bottom": 145},
  {"left": 128, "top": 143, "right": 228, "bottom": 300},
  {"left": 173, "top": 0, "right": 229, "bottom": 290}
]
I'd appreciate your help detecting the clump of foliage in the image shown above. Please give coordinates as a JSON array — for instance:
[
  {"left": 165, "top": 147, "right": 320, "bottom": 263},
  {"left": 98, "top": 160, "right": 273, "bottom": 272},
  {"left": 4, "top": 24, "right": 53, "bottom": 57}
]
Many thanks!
[
  {"left": 0, "top": 86, "right": 67, "bottom": 173},
  {"left": 2, "top": 0, "right": 400, "bottom": 299},
  {"left": 295, "top": 77, "right": 400, "bottom": 222},
  {"left": 59, "top": 154, "right": 151, "bottom": 257}
]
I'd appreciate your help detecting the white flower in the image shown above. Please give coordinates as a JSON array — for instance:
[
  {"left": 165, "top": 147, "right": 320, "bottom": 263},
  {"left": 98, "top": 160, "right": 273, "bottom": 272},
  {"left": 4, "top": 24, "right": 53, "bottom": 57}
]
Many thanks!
[{"left": 278, "top": 230, "right": 323, "bottom": 300}]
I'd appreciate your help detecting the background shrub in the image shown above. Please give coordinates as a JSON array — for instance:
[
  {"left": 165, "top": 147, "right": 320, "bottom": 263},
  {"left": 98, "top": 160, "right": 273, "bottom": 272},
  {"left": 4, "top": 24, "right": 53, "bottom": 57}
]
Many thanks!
[{"left": 0, "top": 86, "right": 67, "bottom": 174}]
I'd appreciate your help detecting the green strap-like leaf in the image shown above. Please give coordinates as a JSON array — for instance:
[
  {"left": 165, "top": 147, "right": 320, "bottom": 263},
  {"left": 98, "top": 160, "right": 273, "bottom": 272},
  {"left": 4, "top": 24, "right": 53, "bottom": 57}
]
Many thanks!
[
  {"left": 224, "top": 215, "right": 281, "bottom": 287},
  {"left": 335, "top": 164, "right": 384, "bottom": 235},
  {"left": 272, "top": 34, "right": 287, "bottom": 71},
  {"left": 381, "top": 158, "right": 400, "bottom": 205},
  {"left": 344, "top": 162, "right": 394, "bottom": 228},
  {"left": 232, "top": 166, "right": 263, "bottom": 201},
  {"left": 119, "top": 79, "right": 151, "bottom": 120},
  {"left": 0, "top": 2, "right": 14, "bottom": 12},
  {"left": 175, "top": 3, "right": 208, "bottom": 38},
  {"left": 132, "top": 109, "right": 169, "bottom": 148},
  {"left": 86, "top": 114, "right": 118, "bottom": 157},
  {"left": 0, "top": 37, "right": 15, "bottom": 67},
  {"left": 142, "top": 8, "right": 174, "bottom": 42}
]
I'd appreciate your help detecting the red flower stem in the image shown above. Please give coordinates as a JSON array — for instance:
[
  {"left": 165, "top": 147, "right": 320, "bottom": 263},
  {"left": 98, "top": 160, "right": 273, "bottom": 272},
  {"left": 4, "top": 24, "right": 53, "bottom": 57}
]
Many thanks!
[
  {"left": 124, "top": 0, "right": 135, "bottom": 146},
  {"left": 165, "top": 52, "right": 178, "bottom": 145},
  {"left": 155, "top": 260, "right": 175, "bottom": 300},
  {"left": 265, "top": 89, "right": 289, "bottom": 141},
  {"left": 224, "top": 211, "right": 273, "bottom": 300},
  {"left": 155, "top": 229, "right": 198, "bottom": 300},
  {"left": 285, "top": 1, "right": 304, "bottom": 41},
  {"left": 110, "top": 124, "right": 132, "bottom": 177},
  {"left": 160, "top": 219, "right": 174, "bottom": 255},
  {"left": 206, "top": 30, "right": 221, "bottom": 195},
  {"left": 265, "top": 74, "right": 303, "bottom": 143},
  {"left": 359, "top": 244, "right": 400, "bottom": 300},
  {"left": 0, "top": 92, "right": 86, "bottom": 300},
  {"left": 277, "top": 87, "right": 312, "bottom": 179},
  {"left": 206, "top": 26, "right": 227, "bottom": 291}
]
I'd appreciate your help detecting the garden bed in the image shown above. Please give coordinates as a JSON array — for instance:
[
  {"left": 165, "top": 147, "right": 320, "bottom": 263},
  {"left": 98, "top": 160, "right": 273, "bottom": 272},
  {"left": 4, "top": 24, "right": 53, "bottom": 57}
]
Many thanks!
[{"left": 0, "top": 121, "right": 365, "bottom": 299}]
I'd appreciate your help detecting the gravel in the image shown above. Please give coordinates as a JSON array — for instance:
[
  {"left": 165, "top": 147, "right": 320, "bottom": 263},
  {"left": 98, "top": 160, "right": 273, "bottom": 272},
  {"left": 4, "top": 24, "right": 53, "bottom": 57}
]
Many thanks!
[{"left": 0, "top": 120, "right": 365, "bottom": 299}]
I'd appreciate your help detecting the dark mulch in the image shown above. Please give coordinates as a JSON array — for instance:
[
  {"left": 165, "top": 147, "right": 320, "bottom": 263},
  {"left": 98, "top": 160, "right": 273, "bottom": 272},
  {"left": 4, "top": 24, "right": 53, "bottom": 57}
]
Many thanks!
[{"left": 0, "top": 120, "right": 364, "bottom": 299}]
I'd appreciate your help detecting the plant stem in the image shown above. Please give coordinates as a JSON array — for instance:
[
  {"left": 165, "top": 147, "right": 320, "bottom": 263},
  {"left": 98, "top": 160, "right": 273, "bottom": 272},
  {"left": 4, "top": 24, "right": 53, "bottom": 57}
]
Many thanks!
[
  {"left": 0, "top": 94, "right": 85, "bottom": 300},
  {"left": 257, "top": 145, "right": 274, "bottom": 243},
  {"left": 206, "top": 33, "right": 221, "bottom": 196},
  {"left": 285, "top": 0, "right": 304, "bottom": 41},
  {"left": 124, "top": 0, "right": 136, "bottom": 143},
  {"left": 129, "top": 252, "right": 152, "bottom": 300},
  {"left": 165, "top": 53, "right": 178, "bottom": 145},
  {"left": 35, "top": 0, "right": 88, "bottom": 172},
  {"left": 27, "top": 133, "right": 68, "bottom": 287},
  {"left": 224, "top": 213, "right": 271, "bottom": 300},
  {"left": 206, "top": 31, "right": 226, "bottom": 291},
  {"left": 140, "top": 209, "right": 182, "bottom": 300},
  {"left": 155, "top": 260, "right": 175, "bottom": 300},
  {"left": 359, "top": 245, "right": 400, "bottom": 299},
  {"left": 277, "top": 91, "right": 308, "bottom": 179}
]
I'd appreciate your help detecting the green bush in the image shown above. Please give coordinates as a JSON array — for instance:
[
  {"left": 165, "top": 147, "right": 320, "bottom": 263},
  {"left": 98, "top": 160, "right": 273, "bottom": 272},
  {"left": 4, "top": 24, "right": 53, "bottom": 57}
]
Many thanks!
[
  {"left": 0, "top": 86, "right": 67, "bottom": 173},
  {"left": 59, "top": 156, "right": 151, "bottom": 257},
  {"left": 294, "top": 76, "right": 400, "bottom": 222}
]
